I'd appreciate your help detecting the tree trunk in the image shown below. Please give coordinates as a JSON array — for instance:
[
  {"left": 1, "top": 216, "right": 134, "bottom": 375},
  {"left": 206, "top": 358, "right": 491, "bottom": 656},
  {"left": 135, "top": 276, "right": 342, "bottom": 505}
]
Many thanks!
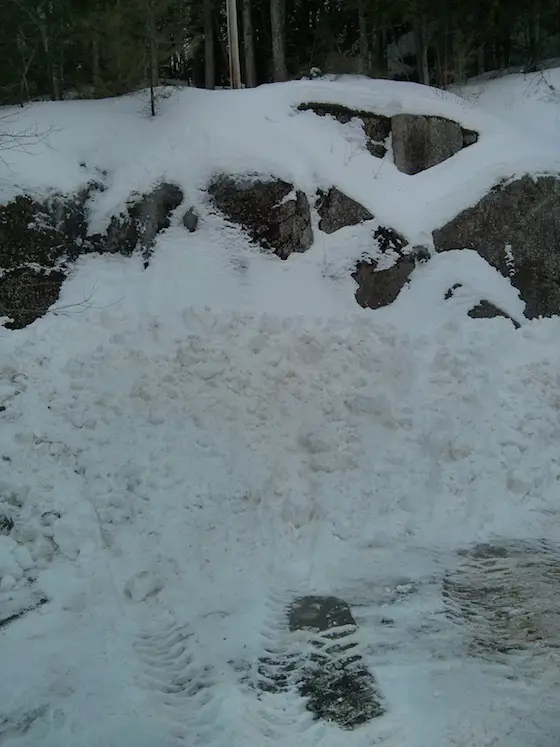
[
  {"left": 528, "top": 0, "right": 541, "bottom": 71},
  {"left": 434, "top": 11, "right": 448, "bottom": 87},
  {"left": 414, "top": 17, "right": 429, "bottom": 85},
  {"left": 476, "top": 45, "right": 484, "bottom": 76},
  {"left": 226, "top": 0, "right": 242, "bottom": 87},
  {"left": 147, "top": 3, "right": 158, "bottom": 115},
  {"left": 453, "top": 26, "right": 466, "bottom": 84},
  {"left": 270, "top": 0, "right": 287, "bottom": 81},
  {"left": 242, "top": 0, "right": 257, "bottom": 87},
  {"left": 92, "top": 34, "right": 101, "bottom": 90},
  {"left": 115, "top": 0, "right": 124, "bottom": 85},
  {"left": 39, "top": 22, "right": 60, "bottom": 100},
  {"left": 203, "top": 0, "right": 215, "bottom": 88},
  {"left": 357, "top": 0, "right": 369, "bottom": 75},
  {"left": 374, "top": 25, "right": 386, "bottom": 75}
]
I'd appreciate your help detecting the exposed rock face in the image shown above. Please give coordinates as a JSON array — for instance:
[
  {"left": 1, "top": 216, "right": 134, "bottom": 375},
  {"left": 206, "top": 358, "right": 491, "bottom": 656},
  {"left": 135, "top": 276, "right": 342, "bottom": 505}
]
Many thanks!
[
  {"left": 316, "top": 188, "right": 373, "bottom": 233},
  {"left": 0, "top": 189, "right": 97, "bottom": 272},
  {"left": 462, "top": 128, "right": 479, "bottom": 147},
  {"left": 392, "top": 114, "right": 464, "bottom": 175},
  {"left": 208, "top": 175, "right": 313, "bottom": 259},
  {"left": 0, "top": 181, "right": 184, "bottom": 329},
  {"left": 105, "top": 182, "right": 184, "bottom": 262},
  {"left": 434, "top": 175, "right": 560, "bottom": 318},
  {"left": 353, "top": 255, "right": 415, "bottom": 310},
  {"left": 298, "top": 103, "right": 391, "bottom": 158},
  {"left": 182, "top": 207, "right": 199, "bottom": 233},
  {"left": 468, "top": 300, "right": 521, "bottom": 328},
  {"left": 0, "top": 268, "right": 66, "bottom": 330},
  {"left": 351, "top": 225, "right": 415, "bottom": 310}
]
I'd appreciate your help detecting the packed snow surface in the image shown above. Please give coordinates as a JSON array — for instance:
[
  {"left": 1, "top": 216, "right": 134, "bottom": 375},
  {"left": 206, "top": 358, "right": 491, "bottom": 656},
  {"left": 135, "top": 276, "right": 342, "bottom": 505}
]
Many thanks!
[{"left": 1, "top": 69, "right": 560, "bottom": 746}]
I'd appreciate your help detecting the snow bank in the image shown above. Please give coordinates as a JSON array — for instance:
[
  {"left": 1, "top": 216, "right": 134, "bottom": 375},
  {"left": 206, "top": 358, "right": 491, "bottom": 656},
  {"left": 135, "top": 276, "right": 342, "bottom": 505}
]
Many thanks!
[{"left": 1, "top": 69, "right": 560, "bottom": 747}]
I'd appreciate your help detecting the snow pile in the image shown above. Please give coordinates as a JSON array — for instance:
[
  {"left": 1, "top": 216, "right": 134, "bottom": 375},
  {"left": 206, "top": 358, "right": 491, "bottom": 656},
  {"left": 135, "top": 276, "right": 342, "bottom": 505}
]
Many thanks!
[{"left": 1, "top": 70, "right": 560, "bottom": 747}]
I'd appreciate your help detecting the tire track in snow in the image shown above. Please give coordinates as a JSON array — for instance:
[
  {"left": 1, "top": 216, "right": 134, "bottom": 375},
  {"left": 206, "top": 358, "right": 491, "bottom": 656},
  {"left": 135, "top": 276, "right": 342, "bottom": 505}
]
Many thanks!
[
  {"left": 133, "top": 620, "right": 221, "bottom": 744},
  {"left": 443, "top": 537, "right": 560, "bottom": 661},
  {"left": 251, "top": 586, "right": 320, "bottom": 742}
]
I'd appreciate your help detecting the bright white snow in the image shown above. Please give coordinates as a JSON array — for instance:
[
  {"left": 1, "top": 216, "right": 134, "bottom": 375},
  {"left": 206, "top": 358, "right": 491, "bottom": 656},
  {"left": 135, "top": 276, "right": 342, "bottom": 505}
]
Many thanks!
[{"left": 1, "top": 71, "right": 560, "bottom": 747}]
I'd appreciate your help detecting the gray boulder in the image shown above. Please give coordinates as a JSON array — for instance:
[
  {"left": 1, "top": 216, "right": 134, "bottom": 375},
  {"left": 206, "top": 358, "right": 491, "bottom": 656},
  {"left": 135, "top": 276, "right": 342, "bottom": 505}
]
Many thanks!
[
  {"left": 208, "top": 175, "right": 313, "bottom": 259},
  {"left": 462, "top": 128, "right": 479, "bottom": 147},
  {"left": 298, "top": 103, "right": 391, "bottom": 158},
  {"left": 469, "top": 300, "right": 521, "bottom": 328},
  {"left": 316, "top": 188, "right": 373, "bottom": 234},
  {"left": 182, "top": 207, "right": 199, "bottom": 233},
  {"left": 392, "top": 114, "right": 464, "bottom": 175},
  {"left": 434, "top": 175, "right": 560, "bottom": 318},
  {"left": 106, "top": 182, "right": 184, "bottom": 263},
  {"left": 353, "top": 255, "right": 415, "bottom": 310}
]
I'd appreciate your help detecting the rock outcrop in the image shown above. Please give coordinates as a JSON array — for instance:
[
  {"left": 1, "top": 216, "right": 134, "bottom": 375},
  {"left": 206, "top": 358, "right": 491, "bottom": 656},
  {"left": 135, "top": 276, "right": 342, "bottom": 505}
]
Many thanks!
[
  {"left": 208, "top": 175, "right": 313, "bottom": 259},
  {"left": 104, "top": 182, "right": 184, "bottom": 262},
  {"left": 392, "top": 114, "right": 464, "bottom": 175},
  {"left": 353, "top": 255, "right": 415, "bottom": 310},
  {"left": 316, "top": 188, "right": 374, "bottom": 233},
  {"left": 298, "top": 103, "right": 391, "bottom": 158},
  {"left": 182, "top": 207, "right": 199, "bottom": 233},
  {"left": 469, "top": 300, "right": 521, "bottom": 328},
  {"left": 352, "top": 226, "right": 419, "bottom": 310},
  {"left": 434, "top": 175, "right": 560, "bottom": 318},
  {"left": 298, "top": 103, "right": 479, "bottom": 171},
  {"left": 0, "top": 181, "right": 183, "bottom": 329}
]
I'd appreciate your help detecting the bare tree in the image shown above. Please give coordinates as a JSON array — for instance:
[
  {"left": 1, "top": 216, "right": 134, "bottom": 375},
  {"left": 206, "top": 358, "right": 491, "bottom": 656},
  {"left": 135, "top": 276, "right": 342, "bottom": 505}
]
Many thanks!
[
  {"left": 270, "top": 0, "right": 287, "bottom": 81},
  {"left": 414, "top": 17, "right": 430, "bottom": 85},
  {"left": 12, "top": 0, "right": 61, "bottom": 100},
  {"left": 0, "top": 110, "right": 55, "bottom": 168}
]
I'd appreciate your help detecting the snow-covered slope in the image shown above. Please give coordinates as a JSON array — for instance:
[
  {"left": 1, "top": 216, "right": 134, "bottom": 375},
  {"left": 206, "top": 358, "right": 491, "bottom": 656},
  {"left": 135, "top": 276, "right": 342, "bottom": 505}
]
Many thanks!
[{"left": 1, "top": 72, "right": 560, "bottom": 747}]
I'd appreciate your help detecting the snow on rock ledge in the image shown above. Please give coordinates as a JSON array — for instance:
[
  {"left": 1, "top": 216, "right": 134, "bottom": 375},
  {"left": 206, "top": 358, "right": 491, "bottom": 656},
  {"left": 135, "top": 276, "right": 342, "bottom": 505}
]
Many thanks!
[
  {"left": 434, "top": 174, "right": 560, "bottom": 318},
  {"left": 297, "top": 101, "right": 479, "bottom": 174},
  {"left": 297, "top": 102, "right": 391, "bottom": 158}
]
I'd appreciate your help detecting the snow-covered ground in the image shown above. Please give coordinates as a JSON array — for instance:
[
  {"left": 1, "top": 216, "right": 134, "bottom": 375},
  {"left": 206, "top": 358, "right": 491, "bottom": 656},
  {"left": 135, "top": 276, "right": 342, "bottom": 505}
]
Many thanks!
[{"left": 1, "top": 72, "right": 560, "bottom": 746}]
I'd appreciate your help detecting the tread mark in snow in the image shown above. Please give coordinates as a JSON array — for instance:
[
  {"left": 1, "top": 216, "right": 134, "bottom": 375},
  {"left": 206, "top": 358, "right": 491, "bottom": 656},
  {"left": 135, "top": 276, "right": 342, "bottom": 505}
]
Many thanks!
[
  {"left": 443, "top": 538, "right": 560, "bottom": 659},
  {"left": 257, "top": 593, "right": 384, "bottom": 730},
  {"left": 0, "top": 587, "right": 48, "bottom": 630},
  {"left": 134, "top": 621, "right": 221, "bottom": 742},
  {"left": 251, "top": 588, "right": 321, "bottom": 741}
]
